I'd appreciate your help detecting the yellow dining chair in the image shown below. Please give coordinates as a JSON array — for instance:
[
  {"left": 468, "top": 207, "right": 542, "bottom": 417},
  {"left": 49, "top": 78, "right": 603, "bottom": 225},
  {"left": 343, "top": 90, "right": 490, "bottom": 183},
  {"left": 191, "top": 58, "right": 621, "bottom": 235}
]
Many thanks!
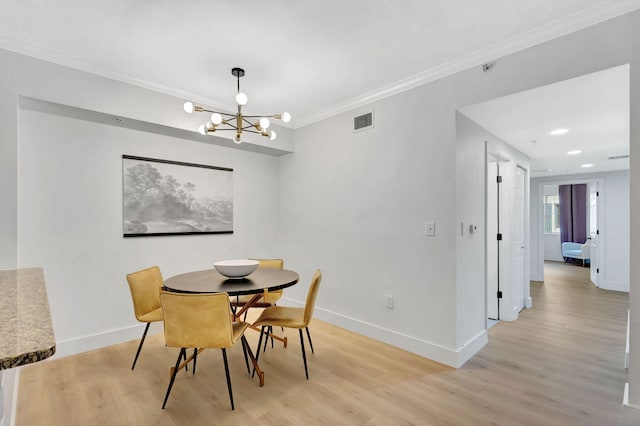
[
  {"left": 160, "top": 291, "right": 254, "bottom": 410},
  {"left": 126, "top": 266, "right": 164, "bottom": 370},
  {"left": 252, "top": 269, "right": 322, "bottom": 379},
  {"left": 231, "top": 258, "right": 284, "bottom": 315}
]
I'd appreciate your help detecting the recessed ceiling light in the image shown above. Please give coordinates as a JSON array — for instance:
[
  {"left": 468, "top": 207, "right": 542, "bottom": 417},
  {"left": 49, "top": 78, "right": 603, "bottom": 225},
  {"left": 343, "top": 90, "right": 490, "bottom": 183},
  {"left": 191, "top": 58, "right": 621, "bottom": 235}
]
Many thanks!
[
  {"left": 581, "top": 163, "right": 594, "bottom": 168},
  {"left": 567, "top": 150, "right": 581, "bottom": 155},
  {"left": 550, "top": 128, "right": 569, "bottom": 136}
]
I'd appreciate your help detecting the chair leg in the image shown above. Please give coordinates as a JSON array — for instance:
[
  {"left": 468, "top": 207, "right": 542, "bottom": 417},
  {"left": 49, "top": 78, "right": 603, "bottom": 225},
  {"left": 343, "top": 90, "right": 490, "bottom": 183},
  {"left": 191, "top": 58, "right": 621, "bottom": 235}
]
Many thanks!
[
  {"left": 241, "top": 335, "right": 256, "bottom": 375},
  {"left": 299, "top": 329, "right": 309, "bottom": 380},
  {"left": 193, "top": 348, "right": 198, "bottom": 375},
  {"left": 253, "top": 326, "right": 266, "bottom": 378},
  {"left": 263, "top": 326, "right": 272, "bottom": 353},
  {"left": 162, "top": 348, "right": 185, "bottom": 409},
  {"left": 270, "top": 326, "right": 275, "bottom": 349},
  {"left": 221, "top": 348, "right": 235, "bottom": 410},
  {"left": 305, "top": 327, "right": 315, "bottom": 354},
  {"left": 180, "top": 348, "right": 188, "bottom": 372},
  {"left": 131, "top": 322, "right": 150, "bottom": 370},
  {"left": 240, "top": 336, "right": 250, "bottom": 374}
]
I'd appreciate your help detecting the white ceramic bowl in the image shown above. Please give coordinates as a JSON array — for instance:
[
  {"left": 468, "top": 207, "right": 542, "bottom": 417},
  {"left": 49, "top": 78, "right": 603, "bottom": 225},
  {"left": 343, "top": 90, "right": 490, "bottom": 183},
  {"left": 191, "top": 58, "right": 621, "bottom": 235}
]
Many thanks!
[{"left": 214, "top": 259, "right": 259, "bottom": 278}]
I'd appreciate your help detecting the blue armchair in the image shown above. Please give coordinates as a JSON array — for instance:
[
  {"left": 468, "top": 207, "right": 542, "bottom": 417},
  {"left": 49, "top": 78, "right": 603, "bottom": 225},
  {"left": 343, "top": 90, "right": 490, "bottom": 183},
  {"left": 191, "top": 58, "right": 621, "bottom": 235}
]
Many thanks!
[{"left": 562, "top": 241, "right": 590, "bottom": 266}]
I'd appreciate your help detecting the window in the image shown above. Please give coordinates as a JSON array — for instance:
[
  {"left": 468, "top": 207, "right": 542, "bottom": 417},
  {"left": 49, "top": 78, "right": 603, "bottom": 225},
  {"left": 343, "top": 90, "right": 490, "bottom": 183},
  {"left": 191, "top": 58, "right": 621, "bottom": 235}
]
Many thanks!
[{"left": 544, "top": 194, "right": 560, "bottom": 234}]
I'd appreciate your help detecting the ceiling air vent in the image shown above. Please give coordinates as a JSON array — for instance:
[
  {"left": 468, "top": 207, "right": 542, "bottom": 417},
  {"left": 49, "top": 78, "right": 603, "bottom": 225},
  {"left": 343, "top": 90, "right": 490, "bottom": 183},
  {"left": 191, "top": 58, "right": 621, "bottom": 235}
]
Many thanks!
[
  {"left": 354, "top": 111, "right": 374, "bottom": 132},
  {"left": 608, "top": 154, "right": 630, "bottom": 160}
]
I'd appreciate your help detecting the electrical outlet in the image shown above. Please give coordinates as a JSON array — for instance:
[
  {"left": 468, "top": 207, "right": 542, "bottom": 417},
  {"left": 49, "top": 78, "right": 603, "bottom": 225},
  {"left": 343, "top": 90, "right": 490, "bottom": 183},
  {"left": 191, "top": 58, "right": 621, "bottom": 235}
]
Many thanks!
[{"left": 386, "top": 295, "right": 394, "bottom": 309}]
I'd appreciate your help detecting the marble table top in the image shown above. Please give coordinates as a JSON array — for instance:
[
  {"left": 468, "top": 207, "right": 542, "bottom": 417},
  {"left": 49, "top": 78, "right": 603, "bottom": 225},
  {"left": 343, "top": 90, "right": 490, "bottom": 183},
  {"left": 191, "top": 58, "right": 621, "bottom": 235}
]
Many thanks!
[{"left": 0, "top": 268, "right": 56, "bottom": 370}]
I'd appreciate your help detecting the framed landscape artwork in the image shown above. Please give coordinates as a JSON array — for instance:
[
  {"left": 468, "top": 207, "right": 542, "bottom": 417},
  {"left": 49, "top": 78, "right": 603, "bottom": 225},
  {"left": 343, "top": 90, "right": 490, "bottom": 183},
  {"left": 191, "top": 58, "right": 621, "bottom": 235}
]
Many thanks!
[{"left": 122, "top": 155, "right": 233, "bottom": 237}]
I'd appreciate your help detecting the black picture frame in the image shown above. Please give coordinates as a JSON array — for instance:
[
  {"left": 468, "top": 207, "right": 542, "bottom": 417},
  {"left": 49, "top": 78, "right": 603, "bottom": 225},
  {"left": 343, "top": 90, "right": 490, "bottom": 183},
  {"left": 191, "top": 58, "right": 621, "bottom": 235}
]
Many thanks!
[{"left": 122, "top": 155, "right": 233, "bottom": 237}]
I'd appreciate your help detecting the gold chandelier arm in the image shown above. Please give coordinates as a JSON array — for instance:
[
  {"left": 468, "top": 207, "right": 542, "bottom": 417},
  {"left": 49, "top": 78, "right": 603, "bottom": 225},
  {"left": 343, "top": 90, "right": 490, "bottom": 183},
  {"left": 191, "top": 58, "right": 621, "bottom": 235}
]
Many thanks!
[
  {"left": 242, "top": 114, "right": 278, "bottom": 118},
  {"left": 200, "top": 108, "right": 236, "bottom": 117},
  {"left": 242, "top": 129, "right": 270, "bottom": 136}
]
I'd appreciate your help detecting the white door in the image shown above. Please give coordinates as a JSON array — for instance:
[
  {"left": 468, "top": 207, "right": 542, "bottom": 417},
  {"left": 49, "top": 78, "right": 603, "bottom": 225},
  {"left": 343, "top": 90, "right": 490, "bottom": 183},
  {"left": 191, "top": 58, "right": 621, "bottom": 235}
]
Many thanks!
[
  {"left": 513, "top": 166, "right": 525, "bottom": 312},
  {"left": 487, "top": 161, "right": 499, "bottom": 320},
  {"left": 590, "top": 183, "right": 599, "bottom": 286}
]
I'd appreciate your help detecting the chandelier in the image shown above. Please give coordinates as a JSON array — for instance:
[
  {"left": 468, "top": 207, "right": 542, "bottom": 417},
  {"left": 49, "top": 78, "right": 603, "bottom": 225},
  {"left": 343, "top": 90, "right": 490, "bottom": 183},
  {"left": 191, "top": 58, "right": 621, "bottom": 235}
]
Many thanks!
[{"left": 183, "top": 67, "right": 291, "bottom": 144}]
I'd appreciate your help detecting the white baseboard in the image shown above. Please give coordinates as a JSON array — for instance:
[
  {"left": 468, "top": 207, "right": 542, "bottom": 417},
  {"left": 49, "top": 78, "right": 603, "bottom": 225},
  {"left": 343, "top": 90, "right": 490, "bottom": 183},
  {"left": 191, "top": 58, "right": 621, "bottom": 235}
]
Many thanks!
[
  {"left": 55, "top": 301, "right": 490, "bottom": 369},
  {"left": 0, "top": 368, "right": 19, "bottom": 426},
  {"left": 54, "top": 322, "right": 163, "bottom": 359},
  {"left": 281, "top": 296, "right": 486, "bottom": 368},
  {"left": 623, "top": 383, "right": 640, "bottom": 411},
  {"left": 625, "top": 382, "right": 629, "bottom": 405},
  {"left": 456, "top": 330, "right": 488, "bottom": 367},
  {"left": 600, "top": 281, "right": 629, "bottom": 292},
  {"left": 525, "top": 297, "right": 533, "bottom": 309},
  {"left": 9, "top": 369, "right": 18, "bottom": 426}
]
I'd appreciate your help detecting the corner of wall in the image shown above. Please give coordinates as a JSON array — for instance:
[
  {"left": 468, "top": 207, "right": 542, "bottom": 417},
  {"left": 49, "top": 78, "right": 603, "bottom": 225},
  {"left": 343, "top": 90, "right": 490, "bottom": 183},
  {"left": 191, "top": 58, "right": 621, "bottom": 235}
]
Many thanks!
[{"left": 455, "top": 330, "right": 488, "bottom": 368}]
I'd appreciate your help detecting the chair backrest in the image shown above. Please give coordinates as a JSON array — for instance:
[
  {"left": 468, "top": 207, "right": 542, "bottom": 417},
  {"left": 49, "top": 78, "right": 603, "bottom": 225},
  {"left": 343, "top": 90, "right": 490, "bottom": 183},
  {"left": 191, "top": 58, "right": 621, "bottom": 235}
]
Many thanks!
[
  {"left": 303, "top": 269, "right": 322, "bottom": 326},
  {"left": 581, "top": 243, "right": 591, "bottom": 258},
  {"left": 256, "top": 259, "right": 284, "bottom": 269},
  {"left": 126, "top": 266, "right": 163, "bottom": 321},
  {"left": 160, "top": 292, "right": 234, "bottom": 349}
]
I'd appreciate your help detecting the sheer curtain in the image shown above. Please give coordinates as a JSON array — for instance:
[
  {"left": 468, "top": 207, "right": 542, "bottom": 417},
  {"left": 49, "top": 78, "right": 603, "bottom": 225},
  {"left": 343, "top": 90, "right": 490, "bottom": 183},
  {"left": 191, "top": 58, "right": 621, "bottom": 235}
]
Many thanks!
[{"left": 559, "top": 184, "right": 587, "bottom": 244}]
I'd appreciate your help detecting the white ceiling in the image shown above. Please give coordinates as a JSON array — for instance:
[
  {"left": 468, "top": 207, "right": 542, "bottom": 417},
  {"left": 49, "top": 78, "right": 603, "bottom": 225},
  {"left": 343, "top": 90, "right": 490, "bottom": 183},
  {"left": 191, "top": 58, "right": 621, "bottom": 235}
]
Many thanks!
[
  {"left": 460, "top": 64, "right": 629, "bottom": 177},
  {"left": 0, "top": 0, "right": 639, "bottom": 129}
]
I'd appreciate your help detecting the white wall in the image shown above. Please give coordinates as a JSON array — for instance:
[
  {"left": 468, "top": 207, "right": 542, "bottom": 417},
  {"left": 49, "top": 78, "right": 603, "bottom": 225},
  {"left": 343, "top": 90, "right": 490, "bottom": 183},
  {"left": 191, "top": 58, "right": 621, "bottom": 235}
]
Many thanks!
[
  {"left": 531, "top": 170, "right": 629, "bottom": 291},
  {"left": 628, "top": 15, "right": 640, "bottom": 407},
  {"left": 278, "top": 84, "right": 460, "bottom": 364},
  {"left": 605, "top": 171, "right": 631, "bottom": 291},
  {"left": 278, "top": 11, "right": 635, "bottom": 366},
  {"left": 0, "top": 48, "right": 294, "bottom": 273},
  {"left": 542, "top": 185, "right": 564, "bottom": 262},
  {"left": 16, "top": 109, "right": 281, "bottom": 354},
  {"left": 456, "top": 112, "right": 530, "bottom": 347},
  {"left": 544, "top": 235, "right": 564, "bottom": 262}
]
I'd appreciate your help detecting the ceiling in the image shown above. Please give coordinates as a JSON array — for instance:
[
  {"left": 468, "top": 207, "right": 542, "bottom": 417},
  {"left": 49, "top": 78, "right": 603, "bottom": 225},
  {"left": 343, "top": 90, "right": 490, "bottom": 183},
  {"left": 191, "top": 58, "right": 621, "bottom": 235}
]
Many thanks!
[
  {"left": 1, "top": 1, "right": 639, "bottom": 129},
  {"left": 460, "top": 64, "right": 629, "bottom": 177}
]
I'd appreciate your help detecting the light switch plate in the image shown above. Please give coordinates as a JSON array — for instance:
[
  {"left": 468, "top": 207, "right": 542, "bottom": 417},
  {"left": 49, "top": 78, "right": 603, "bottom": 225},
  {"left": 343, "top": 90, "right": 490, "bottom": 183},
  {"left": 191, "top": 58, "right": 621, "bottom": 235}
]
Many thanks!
[{"left": 426, "top": 222, "right": 436, "bottom": 236}]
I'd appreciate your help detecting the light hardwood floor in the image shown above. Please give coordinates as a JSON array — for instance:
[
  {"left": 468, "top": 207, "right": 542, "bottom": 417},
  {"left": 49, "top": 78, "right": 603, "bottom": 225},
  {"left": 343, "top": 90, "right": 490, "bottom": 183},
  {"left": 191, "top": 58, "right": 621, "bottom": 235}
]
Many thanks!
[{"left": 17, "top": 262, "right": 640, "bottom": 425}]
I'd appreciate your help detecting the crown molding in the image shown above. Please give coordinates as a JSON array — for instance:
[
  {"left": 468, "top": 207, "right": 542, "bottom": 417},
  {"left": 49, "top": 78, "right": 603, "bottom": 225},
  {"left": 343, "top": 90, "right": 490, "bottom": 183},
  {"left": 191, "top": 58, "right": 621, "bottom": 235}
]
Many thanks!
[
  {"left": 294, "top": 0, "right": 640, "bottom": 128},
  {"left": 0, "top": 34, "right": 232, "bottom": 113},
  {"left": 2, "top": 1, "right": 640, "bottom": 130}
]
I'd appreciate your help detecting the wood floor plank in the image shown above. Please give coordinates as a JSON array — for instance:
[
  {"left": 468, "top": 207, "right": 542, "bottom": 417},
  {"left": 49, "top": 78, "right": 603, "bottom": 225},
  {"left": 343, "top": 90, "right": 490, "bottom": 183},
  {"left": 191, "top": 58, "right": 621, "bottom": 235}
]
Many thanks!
[{"left": 17, "top": 261, "right": 638, "bottom": 425}]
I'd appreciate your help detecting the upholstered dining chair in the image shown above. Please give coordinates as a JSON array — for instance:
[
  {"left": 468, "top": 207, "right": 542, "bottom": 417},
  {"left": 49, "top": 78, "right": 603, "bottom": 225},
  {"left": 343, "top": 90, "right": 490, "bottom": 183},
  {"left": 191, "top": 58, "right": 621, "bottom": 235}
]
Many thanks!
[
  {"left": 252, "top": 269, "right": 322, "bottom": 379},
  {"left": 160, "top": 291, "right": 254, "bottom": 410},
  {"left": 230, "top": 258, "right": 284, "bottom": 316},
  {"left": 126, "top": 266, "right": 164, "bottom": 370}
]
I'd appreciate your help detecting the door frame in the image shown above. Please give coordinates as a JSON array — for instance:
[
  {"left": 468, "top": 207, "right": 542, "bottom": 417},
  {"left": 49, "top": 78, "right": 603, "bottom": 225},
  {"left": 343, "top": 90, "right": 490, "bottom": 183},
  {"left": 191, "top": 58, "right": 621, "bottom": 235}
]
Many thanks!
[
  {"left": 535, "top": 178, "right": 605, "bottom": 284},
  {"left": 486, "top": 142, "right": 531, "bottom": 322}
]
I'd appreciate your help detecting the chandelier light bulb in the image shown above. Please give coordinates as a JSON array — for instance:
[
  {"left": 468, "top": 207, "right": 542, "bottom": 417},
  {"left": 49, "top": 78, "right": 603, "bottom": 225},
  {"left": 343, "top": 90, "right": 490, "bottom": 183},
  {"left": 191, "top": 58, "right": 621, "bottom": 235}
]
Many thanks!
[
  {"left": 234, "top": 133, "right": 243, "bottom": 144},
  {"left": 236, "top": 92, "right": 248, "bottom": 106},
  {"left": 211, "top": 113, "right": 223, "bottom": 125},
  {"left": 281, "top": 112, "right": 291, "bottom": 123},
  {"left": 269, "top": 130, "right": 277, "bottom": 141},
  {"left": 183, "top": 101, "right": 195, "bottom": 114},
  {"left": 259, "top": 117, "right": 270, "bottom": 129},
  {"left": 198, "top": 124, "right": 207, "bottom": 135}
]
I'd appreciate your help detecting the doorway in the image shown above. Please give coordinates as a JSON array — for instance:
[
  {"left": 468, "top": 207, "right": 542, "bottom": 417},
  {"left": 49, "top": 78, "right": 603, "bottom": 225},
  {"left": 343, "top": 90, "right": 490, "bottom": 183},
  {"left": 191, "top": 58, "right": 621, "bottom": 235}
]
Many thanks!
[
  {"left": 486, "top": 155, "right": 500, "bottom": 320},
  {"left": 486, "top": 149, "right": 528, "bottom": 324}
]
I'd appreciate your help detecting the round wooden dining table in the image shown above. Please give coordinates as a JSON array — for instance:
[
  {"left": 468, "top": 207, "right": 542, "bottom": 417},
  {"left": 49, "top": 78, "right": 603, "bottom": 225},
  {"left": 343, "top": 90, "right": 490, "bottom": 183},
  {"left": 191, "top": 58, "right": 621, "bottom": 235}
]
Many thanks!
[
  {"left": 162, "top": 267, "right": 299, "bottom": 386},
  {"left": 163, "top": 267, "right": 299, "bottom": 296}
]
